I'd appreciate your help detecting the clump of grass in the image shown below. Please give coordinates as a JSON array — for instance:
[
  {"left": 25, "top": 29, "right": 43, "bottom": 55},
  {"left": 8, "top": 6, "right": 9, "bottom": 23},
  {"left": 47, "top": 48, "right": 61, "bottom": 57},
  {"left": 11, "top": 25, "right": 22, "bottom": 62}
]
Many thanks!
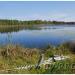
[
  {"left": 0, "top": 44, "right": 40, "bottom": 72},
  {"left": 43, "top": 59, "right": 73, "bottom": 74}
]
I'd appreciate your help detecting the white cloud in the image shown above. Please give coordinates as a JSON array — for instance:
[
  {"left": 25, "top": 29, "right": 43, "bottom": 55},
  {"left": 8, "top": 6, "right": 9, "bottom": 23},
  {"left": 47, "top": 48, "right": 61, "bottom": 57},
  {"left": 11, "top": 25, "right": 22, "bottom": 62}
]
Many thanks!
[
  {"left": 0, "top": 12, "right": 75, "bottom": 22},
  {"left": 22, "top": 12, "right": 67, "bottom": 21}
]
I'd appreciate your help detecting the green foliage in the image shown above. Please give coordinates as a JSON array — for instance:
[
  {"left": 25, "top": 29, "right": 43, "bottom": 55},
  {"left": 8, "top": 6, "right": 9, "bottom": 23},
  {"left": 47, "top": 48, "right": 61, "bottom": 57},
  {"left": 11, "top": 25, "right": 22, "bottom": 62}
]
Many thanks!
[
  {"left": 0, "top": 44, "right": 74, "bottom": 74},
  {"left": 0, "top": 19, "right": 74, "bottom": 33},
  {"left": 45, "top": 49, "right": 54, "bottom": 58},
  {"left": 44, "top": 60, "right": 72, "bottom": 74},
  {"left": 45, "top": 43, "right": 72, "bottom": 58},
  {"left": 0, "top": 19, "right": 74, "bottom": 26}
]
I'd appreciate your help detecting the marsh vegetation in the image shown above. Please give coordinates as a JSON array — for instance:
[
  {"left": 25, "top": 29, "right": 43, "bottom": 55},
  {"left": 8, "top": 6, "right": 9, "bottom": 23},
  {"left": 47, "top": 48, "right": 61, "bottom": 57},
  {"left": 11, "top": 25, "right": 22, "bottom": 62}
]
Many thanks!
[
  {"left": 0, "top": 19, "right": 75, "bottom": 73},
  {"left": 0, "top": 43, "right": 74, "bottom": 73}
]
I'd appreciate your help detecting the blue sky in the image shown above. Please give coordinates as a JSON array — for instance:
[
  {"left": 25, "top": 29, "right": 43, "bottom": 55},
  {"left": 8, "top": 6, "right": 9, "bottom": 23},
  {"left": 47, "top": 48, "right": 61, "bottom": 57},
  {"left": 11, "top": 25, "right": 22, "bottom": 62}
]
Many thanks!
[{"left": 0, "top": 1, "right": 75, "bottom": 21}]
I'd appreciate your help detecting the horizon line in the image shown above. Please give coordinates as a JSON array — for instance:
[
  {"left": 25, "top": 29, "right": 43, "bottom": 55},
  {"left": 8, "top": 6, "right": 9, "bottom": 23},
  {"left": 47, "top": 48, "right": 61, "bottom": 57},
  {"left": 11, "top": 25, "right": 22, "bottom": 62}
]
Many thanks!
[{"left": 0, "top": 18, "right": 75, "bottom": 22}]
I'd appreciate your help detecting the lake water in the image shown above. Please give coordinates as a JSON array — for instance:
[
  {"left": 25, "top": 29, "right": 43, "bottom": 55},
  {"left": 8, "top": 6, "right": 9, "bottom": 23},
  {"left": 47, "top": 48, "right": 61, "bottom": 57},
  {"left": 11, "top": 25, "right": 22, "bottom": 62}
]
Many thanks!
[{"left": 0, "top": 25, "right": 75, "bottom": 48}]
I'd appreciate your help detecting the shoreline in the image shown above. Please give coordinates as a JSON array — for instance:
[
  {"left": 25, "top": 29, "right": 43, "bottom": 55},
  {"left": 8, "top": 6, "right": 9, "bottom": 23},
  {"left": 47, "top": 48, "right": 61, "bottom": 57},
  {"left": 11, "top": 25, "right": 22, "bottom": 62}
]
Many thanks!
[{"left": 0, "top": 44, "right": 74, "bottom": 73}]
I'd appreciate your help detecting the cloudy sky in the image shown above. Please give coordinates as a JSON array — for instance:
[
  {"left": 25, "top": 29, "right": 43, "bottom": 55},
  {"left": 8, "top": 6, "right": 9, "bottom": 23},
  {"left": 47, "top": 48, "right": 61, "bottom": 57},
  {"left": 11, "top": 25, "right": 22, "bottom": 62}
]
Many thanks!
[{"left": 0, "top": 1, "right": 75, "bottom": 22}]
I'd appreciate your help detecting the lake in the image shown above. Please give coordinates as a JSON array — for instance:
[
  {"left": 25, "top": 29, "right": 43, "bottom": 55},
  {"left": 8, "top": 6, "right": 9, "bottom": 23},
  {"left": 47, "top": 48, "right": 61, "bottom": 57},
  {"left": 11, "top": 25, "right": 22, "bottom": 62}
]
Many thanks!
[{"left": 0, "top": 24, "right": 75, "bottom": 48}]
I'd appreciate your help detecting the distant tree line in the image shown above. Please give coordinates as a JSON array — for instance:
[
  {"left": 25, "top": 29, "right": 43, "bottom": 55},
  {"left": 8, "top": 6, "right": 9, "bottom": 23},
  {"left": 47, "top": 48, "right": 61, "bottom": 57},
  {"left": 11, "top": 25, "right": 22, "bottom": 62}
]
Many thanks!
[{"left": 0, "top": 19, "right": 75, "bottom": 25}]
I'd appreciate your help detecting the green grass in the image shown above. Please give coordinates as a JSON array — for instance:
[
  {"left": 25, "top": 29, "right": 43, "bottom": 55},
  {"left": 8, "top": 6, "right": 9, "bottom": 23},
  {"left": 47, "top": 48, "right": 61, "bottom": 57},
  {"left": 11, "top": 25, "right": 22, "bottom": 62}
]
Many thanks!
[
  {"left": 0, "top": 44, "right": 40, "bottom": 73},
  {"left": 0, "top": 44, "right": 75, "bottom": 74}
]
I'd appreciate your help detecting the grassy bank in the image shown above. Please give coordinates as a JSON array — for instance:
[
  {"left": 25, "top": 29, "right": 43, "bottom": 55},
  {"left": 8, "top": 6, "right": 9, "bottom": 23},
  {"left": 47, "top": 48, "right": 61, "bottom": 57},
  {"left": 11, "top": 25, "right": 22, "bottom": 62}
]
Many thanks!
[
  {"left": 0, "top": 43, "right": 74, "bottom": 73},
  {"left": 0, "top": 44, "right": 40, "bottom": 73}
]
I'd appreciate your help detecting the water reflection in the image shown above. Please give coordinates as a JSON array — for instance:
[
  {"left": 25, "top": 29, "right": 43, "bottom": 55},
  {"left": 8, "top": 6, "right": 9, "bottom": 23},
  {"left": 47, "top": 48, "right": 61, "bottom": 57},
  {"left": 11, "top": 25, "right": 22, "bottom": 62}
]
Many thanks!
[{"left": 0, "top": 25, "right": 75, "bottom": 48}]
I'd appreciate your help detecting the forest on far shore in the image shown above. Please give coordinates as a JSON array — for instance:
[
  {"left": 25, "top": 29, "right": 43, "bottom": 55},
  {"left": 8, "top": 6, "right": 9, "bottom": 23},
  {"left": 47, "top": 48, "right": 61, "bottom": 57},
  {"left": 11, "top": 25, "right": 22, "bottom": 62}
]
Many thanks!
[{"left": 0, "top": 19, "right": 75, "bottom": 25}]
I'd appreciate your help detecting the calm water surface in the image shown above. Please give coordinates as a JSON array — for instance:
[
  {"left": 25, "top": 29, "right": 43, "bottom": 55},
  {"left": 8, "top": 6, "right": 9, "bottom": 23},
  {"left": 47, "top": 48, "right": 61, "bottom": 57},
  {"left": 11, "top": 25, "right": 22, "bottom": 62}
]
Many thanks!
[{"left": 0, "top": 25, "right": 75, "bottom": 48}]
